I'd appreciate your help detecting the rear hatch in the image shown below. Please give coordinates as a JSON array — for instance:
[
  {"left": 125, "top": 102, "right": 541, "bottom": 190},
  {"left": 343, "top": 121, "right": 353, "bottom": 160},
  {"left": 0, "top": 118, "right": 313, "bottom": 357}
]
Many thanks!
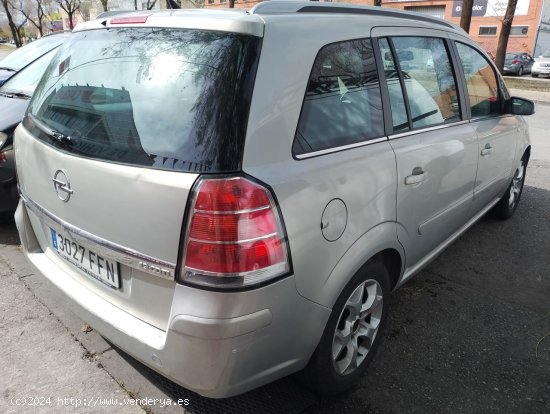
[
  {"left": 504, "top": 53, "right": 518, "bottom": 66},
  {"left": 15, "top": 26, "right": 261, "bottom": 330}
]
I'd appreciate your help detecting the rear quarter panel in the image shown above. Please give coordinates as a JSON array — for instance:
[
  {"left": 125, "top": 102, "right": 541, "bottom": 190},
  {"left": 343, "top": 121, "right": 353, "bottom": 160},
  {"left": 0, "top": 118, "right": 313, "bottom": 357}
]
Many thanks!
[{"left": 243, "top": 16, "right": 401, "bottom": 307}]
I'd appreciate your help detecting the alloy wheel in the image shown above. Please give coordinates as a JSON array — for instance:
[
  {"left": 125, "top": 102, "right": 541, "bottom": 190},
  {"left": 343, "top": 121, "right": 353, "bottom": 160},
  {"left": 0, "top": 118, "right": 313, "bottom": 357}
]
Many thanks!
[
  {"left": 332, "top": 279, "right": 383, "bottom": 376},
  {"left": 508, "top": 159, "right": 525, "bottom": 208}
]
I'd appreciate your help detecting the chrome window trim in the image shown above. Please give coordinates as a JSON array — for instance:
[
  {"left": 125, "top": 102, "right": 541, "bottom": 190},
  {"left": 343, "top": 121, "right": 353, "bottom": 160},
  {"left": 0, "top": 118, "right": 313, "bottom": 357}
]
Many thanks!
[
  {"left": 388, "top": 120, "right": 470, "bottom": 140},
  {"left": 294, "top": 136, "right": 388, "bottom": 159},
  {"left": 19, "top": 191, "right": 176, "bottom": 280},
  {"left": 469, "top": 114, "right": 513, "bottom": 124}
]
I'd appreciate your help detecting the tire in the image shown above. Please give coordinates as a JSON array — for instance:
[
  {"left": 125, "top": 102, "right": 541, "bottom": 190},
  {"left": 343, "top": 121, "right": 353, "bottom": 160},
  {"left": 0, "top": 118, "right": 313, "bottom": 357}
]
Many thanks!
[
  {"left": 491, "top": 156, "right": 527, "bottom": 220},
  {"left": 518, "top": 66, "right": 524, "bottom": 76},
  {"left": 532, "top": 73, "right": 539, "bottom": 78},
  {"left": 298, "top": 261, "right": 391, "bottom": 395}
]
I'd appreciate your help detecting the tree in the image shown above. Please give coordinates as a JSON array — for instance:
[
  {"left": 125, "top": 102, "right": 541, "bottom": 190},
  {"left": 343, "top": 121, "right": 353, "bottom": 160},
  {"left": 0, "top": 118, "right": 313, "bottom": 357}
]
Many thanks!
[
  {"left": 459, "top": 0, "right": 474, "bottom": 33},
  {"left": 495, "top": 0, "right": 518, "bottom": 74},
  {"left": 55, "top": 0, "right": 81, "bottom": 29},
  {"left": 13, "top": 0, "right": 53, "bottom": 36},
  {"left": 99, "top": 0, "right": 107, "bottom": 12},
  {"left": 228, "top": 0, "right": 234, "bottom": 8},
  {"left": 79, "top": 0, "right": 92, "bottom": 20},
  {"left": 144, "top": 0, "right": 157, "bottom": 10},
  {"left": 0, "top": 0, "right": 22, "bottom": 46}
]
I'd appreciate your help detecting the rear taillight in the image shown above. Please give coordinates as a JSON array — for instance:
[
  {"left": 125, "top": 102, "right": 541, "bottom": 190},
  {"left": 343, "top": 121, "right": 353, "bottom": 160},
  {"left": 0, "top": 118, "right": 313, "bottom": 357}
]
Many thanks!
[
  {"left": 180, "top": 176, "right": 289, "bottom": 288},
  {"left": 512, "top": 59, "right": 520, "bottom": 64}
]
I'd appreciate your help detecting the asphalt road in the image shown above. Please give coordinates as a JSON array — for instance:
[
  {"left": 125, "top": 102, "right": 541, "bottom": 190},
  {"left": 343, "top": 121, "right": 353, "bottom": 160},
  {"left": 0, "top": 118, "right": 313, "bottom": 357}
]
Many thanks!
[{"left": 0, "top": 95, "right": 549, "bottom": 412}]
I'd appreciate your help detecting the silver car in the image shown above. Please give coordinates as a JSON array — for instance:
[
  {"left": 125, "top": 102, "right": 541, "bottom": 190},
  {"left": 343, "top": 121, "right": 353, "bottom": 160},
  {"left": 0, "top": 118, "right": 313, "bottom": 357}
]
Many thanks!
[
  {"left": 532, "top": 50, "right": 550, "bottom": 77},
  {"left": 14, "top": 2, "right": 533, "bottom": 398}
]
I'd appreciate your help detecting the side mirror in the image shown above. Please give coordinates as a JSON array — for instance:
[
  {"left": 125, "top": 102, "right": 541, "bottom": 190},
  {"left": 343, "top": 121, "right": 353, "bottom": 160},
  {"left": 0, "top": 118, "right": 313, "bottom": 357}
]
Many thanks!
[{"left": 509, "top": 97, "right": 535, "bottom": 116}]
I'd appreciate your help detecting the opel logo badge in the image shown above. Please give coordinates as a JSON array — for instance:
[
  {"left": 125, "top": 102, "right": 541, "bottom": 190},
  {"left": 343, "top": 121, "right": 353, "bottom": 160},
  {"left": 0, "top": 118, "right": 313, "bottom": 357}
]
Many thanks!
[{"left": 52, "top": 169, "right": 73, "bottom": 202}]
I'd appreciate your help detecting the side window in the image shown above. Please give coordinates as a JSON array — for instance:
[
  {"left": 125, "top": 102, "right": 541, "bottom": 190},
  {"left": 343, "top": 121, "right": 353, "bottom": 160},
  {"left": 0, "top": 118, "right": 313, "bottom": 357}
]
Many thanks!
[
  {"left": 391, "top": 37, "right": 460, "bottom": 129},
  {"left": 378, "top": 38, "right": 409, "bottom": 132},
  {"left": 293, "top": 39, "right": 384, "bottom": 156},
  {"left": 455, "top": 42, "right": 500, "bottom": 118}
]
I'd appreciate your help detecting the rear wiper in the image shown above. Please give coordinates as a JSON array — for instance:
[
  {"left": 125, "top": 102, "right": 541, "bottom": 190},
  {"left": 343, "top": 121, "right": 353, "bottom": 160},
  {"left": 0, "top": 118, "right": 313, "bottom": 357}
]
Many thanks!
[
  {"left": 0, "top": 67, "right": 16, "bottom": 72},
  {"left": 49, "top": 130, "right": 73, "bottom": 145},
  {"left": 28, "top": 113, "right": 73, "bottom": 146}
]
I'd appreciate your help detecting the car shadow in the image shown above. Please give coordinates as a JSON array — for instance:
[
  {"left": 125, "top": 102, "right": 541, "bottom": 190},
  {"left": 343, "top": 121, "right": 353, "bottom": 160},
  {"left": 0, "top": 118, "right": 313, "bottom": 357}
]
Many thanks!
[
  {"left": 0, "top": 222, "right": 20, "bottom": 246},
  {"left": 111, "top": 345, "right": 319, "bottom": 413}
]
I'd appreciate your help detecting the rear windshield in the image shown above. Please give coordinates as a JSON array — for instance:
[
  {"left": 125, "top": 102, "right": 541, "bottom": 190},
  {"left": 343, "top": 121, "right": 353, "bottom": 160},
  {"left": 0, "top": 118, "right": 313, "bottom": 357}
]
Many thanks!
[
  {"left": 26, "top": 28, "right": 261, "bottom": 172},
  {"left": 505, "top": 53, "right": 517, "bottom": 59}
]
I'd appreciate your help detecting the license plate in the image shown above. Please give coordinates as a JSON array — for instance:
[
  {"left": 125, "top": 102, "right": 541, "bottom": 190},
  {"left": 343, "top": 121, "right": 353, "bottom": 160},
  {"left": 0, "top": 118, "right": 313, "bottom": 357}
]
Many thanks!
[{"left": 50, "top": 228, "right": 120, "bottom": 288}]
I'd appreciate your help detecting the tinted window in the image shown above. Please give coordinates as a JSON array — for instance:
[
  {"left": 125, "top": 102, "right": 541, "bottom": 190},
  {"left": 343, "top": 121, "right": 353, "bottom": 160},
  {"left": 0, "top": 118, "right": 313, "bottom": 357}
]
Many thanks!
[
  {"left": 479, "top": 27, "right": 497, "bottom": 36},
  {"left": 293, "top": 39, "right": 383, "bottom": 155},
  {"left": 455, "top": 43, "right": 500, "bottom": 117},
  {"left": 27, "top": 28, "right": 261, "bottom": 172},
  {"left": 378, "top": 38, "right": 409, "bottom": 132},
  {"left": 391, "top": 37, "right": 460, "bottom": 129}
]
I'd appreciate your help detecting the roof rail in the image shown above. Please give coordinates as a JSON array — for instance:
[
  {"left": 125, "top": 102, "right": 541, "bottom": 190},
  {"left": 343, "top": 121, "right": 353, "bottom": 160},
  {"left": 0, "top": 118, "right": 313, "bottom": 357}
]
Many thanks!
[{"left": 249, "top": 1, "right": 455, "bottom": 30}]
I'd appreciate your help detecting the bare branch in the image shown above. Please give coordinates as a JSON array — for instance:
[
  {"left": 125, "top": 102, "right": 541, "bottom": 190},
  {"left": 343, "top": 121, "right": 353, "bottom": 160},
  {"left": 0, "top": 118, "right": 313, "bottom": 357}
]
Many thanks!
[{"left": 55, "top": 0, "right": 81, "bottom": 30}]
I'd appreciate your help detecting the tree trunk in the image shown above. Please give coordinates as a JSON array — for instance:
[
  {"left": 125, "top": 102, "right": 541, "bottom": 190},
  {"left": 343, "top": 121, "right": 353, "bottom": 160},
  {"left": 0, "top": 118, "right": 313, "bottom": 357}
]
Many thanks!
[
  {"left": 495, "top": 0, "right": 518, "bottom": 74},
  {"left": 134, "top": 0, "right": 137, "bottom": 10},
  {"left": 68, "top": 11, "right": 75, "bottom": 29},
  {"left": 459, "top": 0, "right": 474, "bottom": 33},
  {"left": 228, "top": 0, "right": 234, "bottom": 8},
  {"left": 373, "top": 0, "right": 381, "bottom": 6},
  {"left": 1, "top": 0, "right": 21, "bottom": 47}
]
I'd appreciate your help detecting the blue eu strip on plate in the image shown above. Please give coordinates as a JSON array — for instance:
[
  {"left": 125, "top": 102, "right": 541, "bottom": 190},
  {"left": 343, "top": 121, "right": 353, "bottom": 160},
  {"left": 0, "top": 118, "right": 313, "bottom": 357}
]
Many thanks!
[{"left": 51, "top": 228, "right": 58, "bottom": 250}]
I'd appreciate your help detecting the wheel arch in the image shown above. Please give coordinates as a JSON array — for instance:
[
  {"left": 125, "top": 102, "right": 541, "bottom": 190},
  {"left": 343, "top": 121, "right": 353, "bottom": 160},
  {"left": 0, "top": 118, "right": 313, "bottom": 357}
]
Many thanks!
[
  {"left": 523, "top": 145, "right": 531, "bottom": 161},
  {"left": 318, "top": 222, "right": 405, "bottom": 310}
]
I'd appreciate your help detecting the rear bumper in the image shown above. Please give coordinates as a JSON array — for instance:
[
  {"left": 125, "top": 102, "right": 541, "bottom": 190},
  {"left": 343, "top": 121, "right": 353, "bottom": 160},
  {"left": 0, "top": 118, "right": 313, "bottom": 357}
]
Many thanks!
[
  {"left": 503, "top": 66, "right": 520, "bottom": 74},
  {"left": 15, "top": 200, "right": 330, "bottom": 398}
]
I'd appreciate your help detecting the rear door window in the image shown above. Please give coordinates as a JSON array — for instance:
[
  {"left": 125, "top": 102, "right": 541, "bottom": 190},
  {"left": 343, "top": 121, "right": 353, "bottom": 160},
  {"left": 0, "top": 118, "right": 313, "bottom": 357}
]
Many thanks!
[
  {"left": 388, "top": 36, "right": 461, "bottom": 129},
  {"left": 293, "top": 38, "right": 384, "bottom": 156},
  {"left": 26, "top": 28, "right": 261, "bottom": 173}
]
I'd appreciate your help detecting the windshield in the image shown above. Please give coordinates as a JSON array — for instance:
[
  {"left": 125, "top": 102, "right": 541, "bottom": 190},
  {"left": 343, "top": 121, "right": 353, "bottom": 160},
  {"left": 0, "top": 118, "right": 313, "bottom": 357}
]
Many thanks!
[
  {"left": 26, "top": 28, "right": 261, "bottom": 173},
  {"left": 543, "top": 51, "right": 550, "bottom": 58},
  {"left": 0, "top": 35, "right": 67, "bottom": 71},
  {"left": 1, "top": 49, "right": 57, "bottom": 96}
]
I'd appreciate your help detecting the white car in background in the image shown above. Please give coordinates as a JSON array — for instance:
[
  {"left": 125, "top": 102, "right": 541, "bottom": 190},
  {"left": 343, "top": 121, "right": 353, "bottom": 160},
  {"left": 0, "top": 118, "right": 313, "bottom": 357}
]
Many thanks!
[{"left": 531, "top": 50, "right": 550, "bottom": 77}]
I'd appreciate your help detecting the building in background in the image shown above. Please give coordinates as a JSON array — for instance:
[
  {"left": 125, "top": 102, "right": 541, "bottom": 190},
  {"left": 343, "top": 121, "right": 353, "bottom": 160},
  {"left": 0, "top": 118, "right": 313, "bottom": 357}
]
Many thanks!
[
  {"left": 534, "top": 0, "right": 550, "bottom": 55},
  {"left": 50, "top": 0, "right": 547, "bottom": 56},
  {"left": 204, "top": 0, "right": 374, "bottom": 10},
  {"left": 383, "top": 0, "right": 544, "bottom": 55}
]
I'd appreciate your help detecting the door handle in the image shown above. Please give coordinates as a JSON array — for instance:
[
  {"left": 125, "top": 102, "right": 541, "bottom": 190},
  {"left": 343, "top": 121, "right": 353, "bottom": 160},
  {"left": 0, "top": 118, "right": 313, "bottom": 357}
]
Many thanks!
[
  {"left": 405, "top": 167, "right": 426, "bottom": 186},
  {"left": 481, "top": 144, "right": 493, "bottom": 157}
]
